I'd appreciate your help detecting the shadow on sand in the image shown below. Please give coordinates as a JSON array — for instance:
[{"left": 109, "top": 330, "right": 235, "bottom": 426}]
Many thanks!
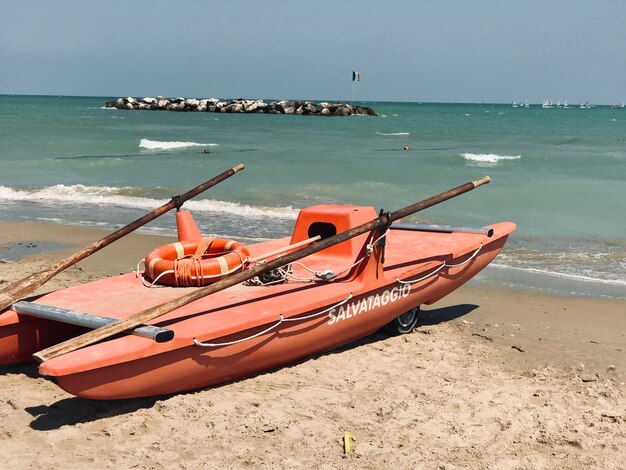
[
  {"left": 26, "top": 396, "right": 161, "bottom": 431},
  {"left": 418, "top": 303, "right": 478, "bottom": 326},
  {"left": 0, "top": 303, "right": 478, "bottom": 430}
]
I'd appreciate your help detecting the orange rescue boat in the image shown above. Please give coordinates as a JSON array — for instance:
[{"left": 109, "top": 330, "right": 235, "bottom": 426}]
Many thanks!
[{"left": 0, "top": 197, "right": 515, "bottom": 400}]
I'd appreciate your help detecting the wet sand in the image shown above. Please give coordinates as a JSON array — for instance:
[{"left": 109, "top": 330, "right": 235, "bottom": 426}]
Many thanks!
[{"left": 1, "top": 221, "right": 624, "bottom": 469}]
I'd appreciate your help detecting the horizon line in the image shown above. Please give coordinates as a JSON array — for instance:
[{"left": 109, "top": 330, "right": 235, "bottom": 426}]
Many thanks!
[{"left": 1, "top": 93, "right": 623, "bottom": 107}]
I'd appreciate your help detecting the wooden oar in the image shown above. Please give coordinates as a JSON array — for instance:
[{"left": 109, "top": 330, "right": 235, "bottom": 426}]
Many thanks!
[
  {"left": 34, "top": 175, "right": 490, "bottom": 363},
  {"left": 0, "top": 164, "right": 245, "bottom": 313}
]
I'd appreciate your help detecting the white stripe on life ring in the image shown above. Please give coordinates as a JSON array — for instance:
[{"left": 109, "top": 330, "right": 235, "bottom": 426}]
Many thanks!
[
  {"left": 148, "top": 257, "right": 161, "bottom": 279},
  {"left": 173, "top": 242, "right": 185, "bottom": 259},
  {"left": 216, "top": 256, "right": 229, "bottom": 276}
]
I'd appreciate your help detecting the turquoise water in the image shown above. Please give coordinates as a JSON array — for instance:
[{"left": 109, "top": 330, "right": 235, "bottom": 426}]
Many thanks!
[{"left": 1, "top": 95, "right": 624, "bottom": 298}]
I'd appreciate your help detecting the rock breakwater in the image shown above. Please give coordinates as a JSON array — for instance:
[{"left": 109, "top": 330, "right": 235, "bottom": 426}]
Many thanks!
[{"left": 105, "top": 97, "right": 378, "bottom": 116}]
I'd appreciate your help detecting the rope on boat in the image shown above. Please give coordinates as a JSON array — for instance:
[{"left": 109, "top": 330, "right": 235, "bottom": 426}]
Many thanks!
[
  {"left": 192, "top": 293, "right": 353, "bottom": 348},
  {"left": 244, "top": 264, "right": 294, "bottom": 286},
  {"left": 141, "top": 261, "right": 247, "bottom": 288},
  {"left": 254, "top": 230, "right": 389, "bottom": 284},
  {"left": 395, "top": 244, "right": 483, "bottom": 285},
  {"left": 135, "top": 259, "right": 145, "bottom": 278},
  {"left": 173, "top": 237, "right": 215, "bottom": 287}
]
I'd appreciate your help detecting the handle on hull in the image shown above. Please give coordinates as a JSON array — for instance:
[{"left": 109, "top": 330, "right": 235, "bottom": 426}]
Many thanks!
[{"left": 390, "top": 222, "right": 493, "bottom": 237}]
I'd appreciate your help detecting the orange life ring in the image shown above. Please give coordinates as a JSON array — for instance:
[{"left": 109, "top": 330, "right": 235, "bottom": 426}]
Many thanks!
[{"left": 144, "top": 238, "right": 250, "bottom": 287}]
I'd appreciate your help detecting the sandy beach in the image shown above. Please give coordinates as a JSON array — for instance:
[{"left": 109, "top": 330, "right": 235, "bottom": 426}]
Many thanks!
[{"left": 0, "top": 221, "right": 624, "bottom": 469}]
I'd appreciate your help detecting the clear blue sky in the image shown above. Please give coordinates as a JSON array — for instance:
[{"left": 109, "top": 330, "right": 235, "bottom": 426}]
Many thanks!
[{"left": 2, "top": 0, "right": 625, "bottom": 104}]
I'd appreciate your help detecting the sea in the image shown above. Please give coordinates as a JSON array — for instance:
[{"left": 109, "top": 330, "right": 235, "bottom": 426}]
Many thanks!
[{"left": 0, "top": 95, "right": 624, "bottom": 299}]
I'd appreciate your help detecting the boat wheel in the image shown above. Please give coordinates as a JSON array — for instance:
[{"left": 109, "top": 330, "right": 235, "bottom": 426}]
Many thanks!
[{"left": 385, "top": 306, "right": 420, "bottom": 335}]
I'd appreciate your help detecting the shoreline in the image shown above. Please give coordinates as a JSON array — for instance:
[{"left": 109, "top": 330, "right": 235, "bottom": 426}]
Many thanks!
[
  {"left": 1, "top": 220, "right": 624, "bottom": 467},
  {"left": 2, "top": 217, "right": 624, "bottom": 299}
]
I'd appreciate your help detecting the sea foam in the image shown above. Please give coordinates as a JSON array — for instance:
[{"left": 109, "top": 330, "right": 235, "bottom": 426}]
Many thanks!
[
  {"left": 461, "top": 153, "right": 521, "bottom": 164},
  {"left": 139, "top": 139, "right": 218, "bottom": 150},
  {"left": 376, "top": 132, "right": 410, "bottom": 136},
  {"left": 0, "top": 185, "right": 297, "bottom": 220},
  {"left": 490, "top": 263, "right": 626, "bottom": 287}
]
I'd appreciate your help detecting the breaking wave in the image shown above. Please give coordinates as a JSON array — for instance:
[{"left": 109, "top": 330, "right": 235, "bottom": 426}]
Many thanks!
[
  {"left": 461, "top": 153, "right": 521, "bottom": 164},
  {"left": 139, "top": 139, "right": 219, "bottom": 150},
  {"left": 0, "top": 185, "right": 297, "bottom": 220},
  {"left": 376, "top": 132, "right": 410, "bottom": 136}
]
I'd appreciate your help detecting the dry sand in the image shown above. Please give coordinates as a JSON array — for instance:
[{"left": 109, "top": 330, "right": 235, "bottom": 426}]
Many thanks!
[{"left": 1, "top": 222, "right": 624, "bottom": 469}]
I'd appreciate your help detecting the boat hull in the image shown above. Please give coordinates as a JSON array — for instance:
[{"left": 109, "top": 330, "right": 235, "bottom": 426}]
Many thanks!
[{"left": 43, "top": 234, "right": 509, "bottom": 399}]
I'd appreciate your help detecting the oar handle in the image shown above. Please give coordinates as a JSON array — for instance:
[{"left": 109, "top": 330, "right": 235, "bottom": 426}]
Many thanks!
[
  {"left": 472, "top": 176, "right": 491, "bottom": 187},
  {"left": 0, "top": 164, "right": 245, "bottom": 312},
  {"left": 178, "top": 164, "right": 245, "bottom": 203},
  {"left": 34, "top": 175, "right": 491, "bottom": 363}
]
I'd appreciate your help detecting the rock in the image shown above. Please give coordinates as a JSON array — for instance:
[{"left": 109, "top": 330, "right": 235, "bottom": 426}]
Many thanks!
[
  {"left": 355, "top": 105, "right": 379, "bottom": 116},
  {"left": 168, "top": 102, "right": 184, "bottom": 111},
  {"left": 244, "top": 100, "right": 260, "bottom": 113},
  {"left": 255, "top": 101, "right": 269, "bottom": 111},
  {"left": 113, "top": 98, "right": 126, "bottom": 109},
  {"left": 225, "top": 103, "right": 244, "bottom": 113},
  {"left": 141, "top": 97, "right": 156, "bottom": 104},
  {"left": 273, "top": 100, "right": 294, "bottom": 113}
]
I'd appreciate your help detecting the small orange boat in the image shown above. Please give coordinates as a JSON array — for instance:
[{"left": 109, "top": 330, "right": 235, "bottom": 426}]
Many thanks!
[{"left": 0, "top": 199, "right": 515, "bottom": 399}]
